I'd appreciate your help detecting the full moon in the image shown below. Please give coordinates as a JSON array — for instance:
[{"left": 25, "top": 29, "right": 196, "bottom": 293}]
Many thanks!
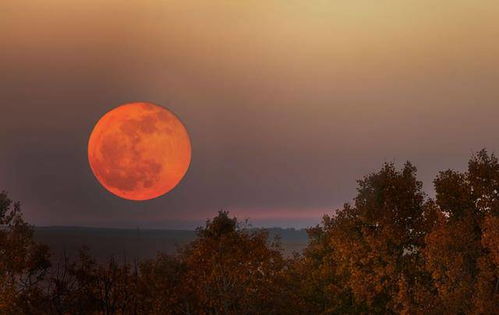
[{"left": 88, "top": 102, "right": 191, "bottom": 201}]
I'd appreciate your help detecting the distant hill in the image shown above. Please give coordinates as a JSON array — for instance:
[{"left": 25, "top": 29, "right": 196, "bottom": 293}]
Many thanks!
[{"left": 34, "top": 227, "right": 309, "bottom": 263}]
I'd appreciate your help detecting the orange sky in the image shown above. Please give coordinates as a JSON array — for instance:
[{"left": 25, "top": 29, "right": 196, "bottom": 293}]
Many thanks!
[{"left": 1, "top": 0, "right": 499, "bottom": 228}]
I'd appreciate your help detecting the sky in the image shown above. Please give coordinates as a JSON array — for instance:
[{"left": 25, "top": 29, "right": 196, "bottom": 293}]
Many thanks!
[{"left": 1, "top": 0, "right": 499, "bottom": 228}]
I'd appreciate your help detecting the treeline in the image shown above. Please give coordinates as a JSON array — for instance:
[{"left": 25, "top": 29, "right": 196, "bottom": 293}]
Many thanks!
[{"left": 1, "top": 150, "right": 498, "bottom": 314}]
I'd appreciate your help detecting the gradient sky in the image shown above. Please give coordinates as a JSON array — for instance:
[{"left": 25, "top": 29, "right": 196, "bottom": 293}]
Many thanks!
[{"left": 1, "top": 0, "right": 499, "bottom": 228}]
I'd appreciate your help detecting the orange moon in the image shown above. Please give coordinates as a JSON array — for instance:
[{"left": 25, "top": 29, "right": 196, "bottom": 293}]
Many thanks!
[{"left": 88, "top": 102, "right": 191, "bottom": 201}]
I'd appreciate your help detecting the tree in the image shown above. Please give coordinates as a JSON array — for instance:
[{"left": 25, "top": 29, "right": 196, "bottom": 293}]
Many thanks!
[
  {"left": 46, "top": 247, "right": 142, "bottom": 314},
  {"left": 177, "top": 211, "right": 290, "bottom": 314},
  {"left": 473, "top": 214, "right": 499, "bottom": 313},
  {"left": 137, "top": 254, "right": 187, "bottom": 314},
  {"left": 0, "top": 191, "right": 50, "bottom": 313},
  {"left": 328, "top": 163, "right": 437, "bottom": 313},
  {"left": 288, "top": 214, "right": 365, "bottom": 314},
  {"left": 425, "top": 150, "right": 499, "bottom": 313}
]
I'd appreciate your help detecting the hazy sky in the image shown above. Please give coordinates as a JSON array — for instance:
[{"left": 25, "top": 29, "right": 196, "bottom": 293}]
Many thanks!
[{"left": 1, "top": 0, "right": 499, "bottom": 228}]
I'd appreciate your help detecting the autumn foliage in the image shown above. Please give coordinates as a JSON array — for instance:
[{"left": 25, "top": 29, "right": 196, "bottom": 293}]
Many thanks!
[{"left": 1, "top": 150, "right": 498, "bottom": 314}]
